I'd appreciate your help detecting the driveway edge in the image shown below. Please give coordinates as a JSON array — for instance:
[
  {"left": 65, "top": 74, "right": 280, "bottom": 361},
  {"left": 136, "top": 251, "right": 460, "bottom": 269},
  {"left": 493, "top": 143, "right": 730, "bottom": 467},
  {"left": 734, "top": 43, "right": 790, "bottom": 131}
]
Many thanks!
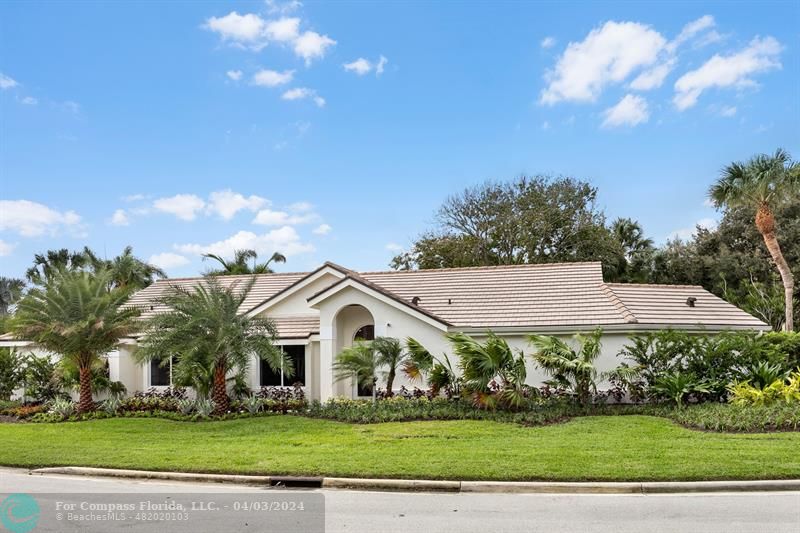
[{"left": 29, "top": 467, "right": 800, "bottom": 494}]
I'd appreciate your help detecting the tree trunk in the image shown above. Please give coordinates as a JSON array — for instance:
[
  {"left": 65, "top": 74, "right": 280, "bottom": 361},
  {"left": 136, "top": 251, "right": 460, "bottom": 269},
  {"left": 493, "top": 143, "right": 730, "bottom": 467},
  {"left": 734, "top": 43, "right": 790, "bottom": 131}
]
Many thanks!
[
  {"left": 211, "top": 364, "right": 229, "bottom": 414},
  {"left": 756, "top": 204, "right": 795, "bottom": 331},
  {"left": 385, "top": 367, "right": 396, "bottom": 397},
  {"left": 78, "top": 364, "right": 94, "bottom": 413}
]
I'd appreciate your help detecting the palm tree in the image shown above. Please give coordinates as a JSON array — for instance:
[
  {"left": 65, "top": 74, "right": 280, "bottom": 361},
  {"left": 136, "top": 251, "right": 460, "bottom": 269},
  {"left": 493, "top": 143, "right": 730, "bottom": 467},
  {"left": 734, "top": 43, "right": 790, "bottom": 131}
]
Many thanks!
[
  {"left": 528, "top": 328, "right": 604, "bottom": 406},
  {"left": 25, "top": 248, "right": 91, "bottom": 285},
  {"left": 202, "top": 249, "right": 287, "bottom": 276},
  {"left": 0, "top": 277, "right": 25, "bottom": 315},
  {"left": 403, "top": 337, "right": 461, "bottom": 397},
  {"left": 333, "top": 336, "right": 407, "bottom": 398},
  {"left": 709, "top": 148, "right": 799, "bottom": 331},
  {"left": 12, "top": 270, "right": 140, "bottom": 412},
  {"left": 136, "top": 276, "right": 289, "bottom": 414},
  {"left": 611, "top": 218, "right": 654, "bottom": 260},
  {"left": 84, "top": 246, "right": 166, "bottom": 289},
  {"left": 446, "top": 332, "right": 527, "bottom": 408}
]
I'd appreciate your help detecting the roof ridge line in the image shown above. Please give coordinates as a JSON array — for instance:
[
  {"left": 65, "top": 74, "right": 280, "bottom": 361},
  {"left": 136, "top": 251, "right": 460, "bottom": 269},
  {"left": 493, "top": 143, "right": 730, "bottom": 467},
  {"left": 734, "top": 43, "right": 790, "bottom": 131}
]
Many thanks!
[
  {"left": 358, "top": 261, "right": 603, "bottom": 275},
  {"left": 600, "top": 283, "right": 638, "bottom": 324},
  {"left": 604, "top": 282, "right": 705, "bottom": 289}
]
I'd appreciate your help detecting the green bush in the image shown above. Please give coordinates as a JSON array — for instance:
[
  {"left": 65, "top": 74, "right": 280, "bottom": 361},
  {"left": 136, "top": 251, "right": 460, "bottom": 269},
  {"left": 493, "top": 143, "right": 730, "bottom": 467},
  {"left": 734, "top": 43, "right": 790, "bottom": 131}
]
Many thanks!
[
  {"left": 0, "top": 348, "right": 24, "bottom": 400},
  {"left": 670, "top": 402, "right": 800, "bottom": 432}
]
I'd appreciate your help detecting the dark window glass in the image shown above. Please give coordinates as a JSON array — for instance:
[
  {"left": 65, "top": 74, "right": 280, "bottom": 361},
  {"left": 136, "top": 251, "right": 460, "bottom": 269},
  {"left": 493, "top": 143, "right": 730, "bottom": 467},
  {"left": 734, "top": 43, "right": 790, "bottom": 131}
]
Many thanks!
[
  {"left": 150, "top": 359, "right": 170, "bottom": 386},
  {"left": 284, "top": 345, "right": 305, "bottom": 387},
  {"left": 260, "top": 358, "right": 282, "bottom": 386}
]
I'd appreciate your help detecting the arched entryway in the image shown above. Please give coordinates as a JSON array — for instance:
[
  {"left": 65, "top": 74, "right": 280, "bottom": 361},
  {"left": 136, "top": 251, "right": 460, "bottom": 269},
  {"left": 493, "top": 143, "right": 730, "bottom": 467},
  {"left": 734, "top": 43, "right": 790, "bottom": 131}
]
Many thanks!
[{"left": 332, "top": 304, "right": 375, "bottom": 398}]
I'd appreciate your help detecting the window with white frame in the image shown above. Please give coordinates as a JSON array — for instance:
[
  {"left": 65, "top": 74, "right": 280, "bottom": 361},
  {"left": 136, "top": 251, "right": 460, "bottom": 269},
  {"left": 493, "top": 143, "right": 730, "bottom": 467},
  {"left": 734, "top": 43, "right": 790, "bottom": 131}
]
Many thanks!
[{"left": 149, "top": 357, "right": 173, "bottom": 386}]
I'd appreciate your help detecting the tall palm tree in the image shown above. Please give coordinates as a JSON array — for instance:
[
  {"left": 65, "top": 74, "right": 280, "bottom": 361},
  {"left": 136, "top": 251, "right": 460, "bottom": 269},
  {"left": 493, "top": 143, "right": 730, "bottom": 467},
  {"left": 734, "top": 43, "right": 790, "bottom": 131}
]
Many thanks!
[
  {"left": 0, "top": 277, "right": 25, "bottom": 315},
  {"left": 202, "top": 249, "right": 287, "bottom": 276},
  {"left": 333, "top": 336, "right": 407, "bottom": 397},
  {"left": 528, "top": 329, "right": 603, "bottom": 406},
  {"left": 85, "top": 246, "right": 166, "bottom": 290},
  {"left": 611, "top": 218, "right": 654, "bottom": 260},
  {"left": 12, "top": 270, "right": 140, "bottom": 412},
  {"left": 25, "top": 248, "right": 91, "bottom": 285},
  {"left": 136, "top": 276, "right": 289, "bottom": 414},
  {"left": 709, "top": 148, "right": 799, "bottom": 331}
]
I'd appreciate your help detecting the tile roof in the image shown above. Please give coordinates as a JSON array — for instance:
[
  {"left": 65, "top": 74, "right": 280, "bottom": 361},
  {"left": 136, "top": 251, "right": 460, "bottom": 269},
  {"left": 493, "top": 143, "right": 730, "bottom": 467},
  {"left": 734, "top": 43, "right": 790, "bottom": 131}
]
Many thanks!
[{"left": 122, "top": 262, "right": 769, "bottom": 333}]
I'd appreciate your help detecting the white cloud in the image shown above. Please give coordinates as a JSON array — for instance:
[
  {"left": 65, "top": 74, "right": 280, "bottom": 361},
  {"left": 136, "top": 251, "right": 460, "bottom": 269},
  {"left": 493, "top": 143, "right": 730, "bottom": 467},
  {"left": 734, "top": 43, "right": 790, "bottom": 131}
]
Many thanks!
[
  {"left": 385, "top": 243, "right": 403, "bottom": 252},
  {"left": 289, "top": 201, "right": 313, "bottom": 212},
  {"left": 0, "top": 239, "right": 15, "bottom": 256},
  {"left": 175, "top": 227, "right": 314, "bottom": 258},
  {"left": 252, "top": 208, "right": 316, "bottom": 226},
  {"left": 673, "top": 36, "right": 782, "bottom": 110},
  {"left": 281, "top": 87, "right": 325, "bottom": 107},
  {"left": 152, "top": 194, "right": 206, "bottom": 221},
  {"left": 601, "top": 94, "right": 649, "bottom": 128},
  {"left": 719, "top": 105, "right": 737, "bottom": 117},
  {"left": 343, "top": 55, "right": 389, "bottom": 76},
  {"left": 252, "top": 69, "right": 294, "bottom": 87},
  {"left": 629, "top": 58, "right": 676, "bottom": 90},
  {"left": 148, "top": 252, "right": 190, "bottom": 270},
  {"left": 204, "top": 12, "right": 268, "bottom": 48},
  {"left": 0, "top": 73, "right": 18, "bottom": 89},
  {"left": 265, "top": 17, "right": 300, "bottom": 42},
  {"left": 0, "top": 200, "right": 82, "bottom": 237},
  {"left": 122, "top": 193, "right": 146, "bottom": 202},
  {"left": 20, "top": 96, "right": 38, "bottom": 105},
  {"left": 669, "top": 217, "right": 718, "bottom": 241},
  {"left": 110, "top": 209, "right": 130, "bottom": 226},
  {"left": 265, "top": 0, "right": 303, "bottom": 15},
  {"left": 540, "top": 36, "right": 556, "bottom": 49},
  {"left": 376, "top": 55, "right": 388, "bottom": 75},
  {"left": 293, "top": 31, "right": 336, "bottom": 65},
  {"left": 226, "top": 70, "right": 243, "bottom": 81},
  {"left": 343, "top": 58, "right": 372, "bottom": 76},
  {"left": 312, "top": 223, "right": 331, "bottom": 235},
  {"left": 667, "top": 15, "right": 715, "bottom": 53},
  {"left": 540, "top": 21, "right": 665, "bottom": 104},
  {"left": 207, "top": 190, "right": 267, "bottom": 220}
]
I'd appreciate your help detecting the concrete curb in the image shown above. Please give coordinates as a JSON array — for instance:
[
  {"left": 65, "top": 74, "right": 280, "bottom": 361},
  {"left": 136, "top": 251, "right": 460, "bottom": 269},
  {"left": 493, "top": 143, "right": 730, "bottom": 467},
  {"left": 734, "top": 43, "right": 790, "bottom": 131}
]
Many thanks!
[{"left": 29, "top": 467, "right": 800, "bottom": 494}]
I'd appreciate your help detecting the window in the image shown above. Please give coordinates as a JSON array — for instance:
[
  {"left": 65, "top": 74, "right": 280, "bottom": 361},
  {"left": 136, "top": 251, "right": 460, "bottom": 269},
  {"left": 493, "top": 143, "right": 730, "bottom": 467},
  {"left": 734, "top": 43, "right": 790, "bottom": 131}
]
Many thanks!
[
  {"left": 260, "top": 345, "right": 306, "bottom": 387},
  {"left": 150, "top": 358, "right": 171, "bottom": 386},
  {"left": 353, "top": 324, "right": 375, "bottom": 397}
]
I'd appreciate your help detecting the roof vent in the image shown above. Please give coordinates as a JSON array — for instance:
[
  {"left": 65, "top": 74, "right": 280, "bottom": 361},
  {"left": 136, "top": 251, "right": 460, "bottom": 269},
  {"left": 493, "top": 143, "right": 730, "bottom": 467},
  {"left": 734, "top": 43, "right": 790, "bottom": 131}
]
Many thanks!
[
  {"left": 149, "top": 305, "right": 154, "bottom": 311},
  {"left": 448, "top": 298, "right": 452, "bottom": 305},
  {"left": 411, "top": 296, "right": 421, "bottom": 306},
  {"left": 686, "top": 297, "right": 697, "bottom": 308}
]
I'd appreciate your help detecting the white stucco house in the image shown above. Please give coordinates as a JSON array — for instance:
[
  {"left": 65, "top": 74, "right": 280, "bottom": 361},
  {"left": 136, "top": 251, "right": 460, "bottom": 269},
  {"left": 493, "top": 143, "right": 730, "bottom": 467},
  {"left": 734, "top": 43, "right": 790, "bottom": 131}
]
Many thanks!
[{"left": 2, "top": 261, "right": 768, "bottom": 401}]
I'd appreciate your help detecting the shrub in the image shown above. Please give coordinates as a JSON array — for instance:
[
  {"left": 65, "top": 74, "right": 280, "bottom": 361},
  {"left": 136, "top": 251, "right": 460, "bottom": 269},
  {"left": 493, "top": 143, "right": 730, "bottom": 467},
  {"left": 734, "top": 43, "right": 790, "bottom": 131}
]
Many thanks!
[
  {"left": 177, "top": 398, "right": 195, "bottom": 415},
  {"left": 102, "top": 396, "right": 122, "bottom": 415},
  {"left": 194, "top": 398, "right": 215, "bottom": 418},
  {"left": 0, "top": 348, "right": 24, "bottom": 401},
  {"left": 243, "top": 395, "right": 262, "bottom": 414},
  {"left": 118, "top": 387, "right": 187, "bottom": 413},
  {"left": 651, "top": 372, "right": 710, "bottom": 408},
  {"left": 22, "top": 353, "right": 65, "bottom": 403},
  {"left": 728, "top": 370, "right": 800, "bottom": 406},
  {"left": 1, "top": 403, "right": 47, "bottom": 419},
  {"left": 49, "top": 398, "right": 76, "bottom": 419},
  {"left": 670, "top": 402, "right": 800, "bottom": 432},
  {"left": 255, "top": 386, "right": 306, "bottom": 413}
]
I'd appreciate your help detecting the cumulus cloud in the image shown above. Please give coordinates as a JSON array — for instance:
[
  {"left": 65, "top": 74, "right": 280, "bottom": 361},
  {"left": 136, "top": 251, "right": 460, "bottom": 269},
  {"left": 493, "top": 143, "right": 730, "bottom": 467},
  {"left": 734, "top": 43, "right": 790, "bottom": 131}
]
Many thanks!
[
  {"left": 312, "top": 223, "right": 331, "bottom": 235},
  {"left": 288, "top": 201, "right": 313, "bottom": 212},
  {"left": 281, "top": 87, "right": 325, "bottom": 107},
  {"left": 343, "top": 55, "right": 388, "bottom": 76},
  {"left": 226, "top": 70, "right": 243, "bottom": 81},
  {"left": 148, "top": 252, "right": 190, "bottom": 270},
  {"left": 385, "top": 243, "right": 403, "bottom": 252},
  {"left": 153, "top": 194, "right": 206, "bottom": 221},
  {"left": 673, "top": 36, "right": 782, "bottom": 110},
  {"left": 601, "top": 94, "right": 649, "bottom": 128},
  {"left": 252, "top": 69, "right": 294, "bottom": 87},
  {"left": 0, "top": 200, "right": 83, "bottom": 237},
  {"left": 175, "top": 227, "right": 314, "bottom": 258},
  {"left": 0, "top": 73, "right": 18, "bottom": 89},
  {"left": 540, "top": 21, "right": 666, "bottom": 104},
  {"left": 266, "top": 0, "right": 303, "bottom": 15},
  {"left": 629, "top": 58, "right": 676, "bottom": 90},
  {"left": 207, "top": 190, "right": 267, "bottom": 220},
  {"left": 669, "top": 217, "right": 718, "bottom": 241},
  {"left": 110, "top": 209, "right": 130, "bottom": 226},
  {"left": 265, "top": 17, "right": 300, "bottom": 42},
  {"left": 0, "top": 239, "right": 15, "bottom": 256},
  {"left": 293, "top": 31, "right": 336, "bottom": 65},
  {"left": 252, "top": 208, "right": 317, "bottom": 226},
  {"left": 540, "top": 36, "right": 556, "bottom": 49},
  {"left": 204, "top": 11, "right": 269, "bottom": 49}
]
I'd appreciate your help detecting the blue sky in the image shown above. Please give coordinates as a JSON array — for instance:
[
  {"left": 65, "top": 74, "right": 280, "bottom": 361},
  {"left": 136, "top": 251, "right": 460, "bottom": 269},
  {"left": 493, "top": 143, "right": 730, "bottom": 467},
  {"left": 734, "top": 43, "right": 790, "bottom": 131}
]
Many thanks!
[{"left": 1, "top": 0, "right": 798, "bottom": 278}]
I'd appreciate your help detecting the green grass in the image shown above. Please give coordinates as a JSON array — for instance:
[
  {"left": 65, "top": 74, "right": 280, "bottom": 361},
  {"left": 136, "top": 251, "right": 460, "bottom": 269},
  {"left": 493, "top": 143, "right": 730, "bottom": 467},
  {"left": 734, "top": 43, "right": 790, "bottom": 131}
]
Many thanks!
[{"left": 1, "top": 415, "right": 799, "bottom": 481}]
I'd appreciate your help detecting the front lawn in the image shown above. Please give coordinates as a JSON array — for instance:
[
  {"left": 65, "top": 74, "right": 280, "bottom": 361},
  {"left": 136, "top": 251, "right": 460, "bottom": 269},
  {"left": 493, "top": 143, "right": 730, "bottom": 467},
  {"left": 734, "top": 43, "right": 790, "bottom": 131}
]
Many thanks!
[{"left": 1, "top": 415, "right": 799, "bottom": 481}]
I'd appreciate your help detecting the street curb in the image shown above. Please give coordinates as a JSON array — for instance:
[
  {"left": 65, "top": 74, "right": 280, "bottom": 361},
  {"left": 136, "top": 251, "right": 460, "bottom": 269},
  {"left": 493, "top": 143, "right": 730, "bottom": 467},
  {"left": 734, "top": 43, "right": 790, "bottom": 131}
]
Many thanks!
[{"left": 28, "top": 467, "right": 800, "bottom": 494}]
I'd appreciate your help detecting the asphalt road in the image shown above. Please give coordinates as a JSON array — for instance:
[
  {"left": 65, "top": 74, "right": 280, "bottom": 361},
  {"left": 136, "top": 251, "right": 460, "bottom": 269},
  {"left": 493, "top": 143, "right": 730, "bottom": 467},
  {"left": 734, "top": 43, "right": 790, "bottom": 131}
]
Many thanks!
[{"left": 1, "top": 468, "right": 799, "bottom": 533}]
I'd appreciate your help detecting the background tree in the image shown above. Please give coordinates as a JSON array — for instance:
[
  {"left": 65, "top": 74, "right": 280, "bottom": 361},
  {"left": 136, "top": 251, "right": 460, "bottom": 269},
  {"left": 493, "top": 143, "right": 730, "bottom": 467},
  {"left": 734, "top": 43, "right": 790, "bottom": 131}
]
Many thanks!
[
  {"left": 136, "top": 277, "right": 289, "bottom": 414},
  {"left": 0, "top": 277, "right": 25, "bottom": 315},
  {"left": 12, "top": 270, "right": 140, "bottom": 412},
  {"left": 609, "top": 218, "right": 655, "bottom": 282},
  {"left": 84, "top": 246, "right": 166, "bottom": 289},
  {"left": 203, "top": 249, "right": 287, "bottom": 276},
  {"left": 391, "top": 176, "right": 625, "bottom": 274},
  {"left": 708, "top": 148, "right": 798, "bottom": 331},
  {"left": 25, "top": 248, "right": 90, "bottom": 285}
]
